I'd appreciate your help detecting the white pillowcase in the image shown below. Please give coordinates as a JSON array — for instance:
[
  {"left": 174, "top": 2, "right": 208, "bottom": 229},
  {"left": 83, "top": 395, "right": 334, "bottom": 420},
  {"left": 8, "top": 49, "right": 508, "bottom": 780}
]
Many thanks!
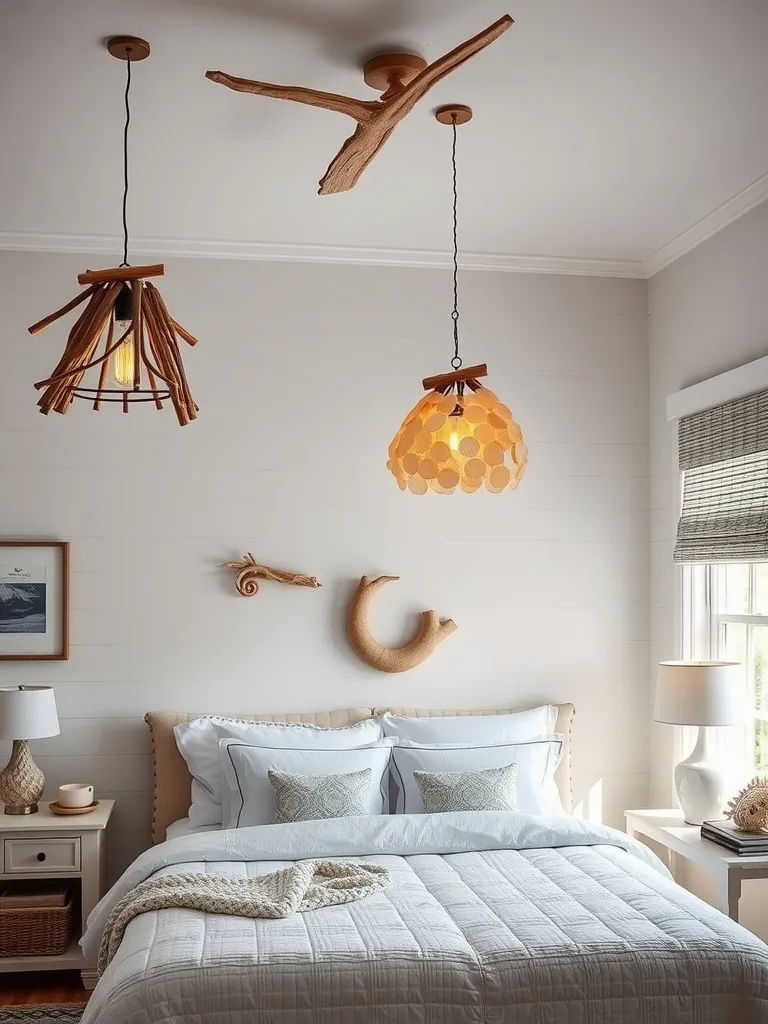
[
  {"left": 174, "top": 716, "right": 384, "bottom": 827},
  {"left": 164, "top": 818, "right": 222, "bottom": 841},
  {"left": 378, "top": 705, "right": 558, "bottom": 746},
  {"left": 390, "top": 737, "right": 564, "bottom": 816},
  {"left": 219, "top": 740, "right": 393, "bottom": 829}
]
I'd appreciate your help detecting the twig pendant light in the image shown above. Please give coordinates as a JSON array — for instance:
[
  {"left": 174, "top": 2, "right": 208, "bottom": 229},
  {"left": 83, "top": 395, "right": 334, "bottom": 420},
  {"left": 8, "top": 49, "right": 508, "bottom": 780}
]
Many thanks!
[
  {"left": 387, "top": 108, "right": 527, "bottom": 494},
  {"left": 29, "top": 37, "right": 200, "bottom": 426}
]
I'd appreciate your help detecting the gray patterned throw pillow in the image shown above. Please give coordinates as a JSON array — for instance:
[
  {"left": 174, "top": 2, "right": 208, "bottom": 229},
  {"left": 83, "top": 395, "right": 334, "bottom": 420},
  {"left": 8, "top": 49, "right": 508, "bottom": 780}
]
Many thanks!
[
  {"left": 268, "top": 768, "right": 373, "bottom": 824},
  {"left": 413, "top": 762, "right": 518, "bottom": 813}
]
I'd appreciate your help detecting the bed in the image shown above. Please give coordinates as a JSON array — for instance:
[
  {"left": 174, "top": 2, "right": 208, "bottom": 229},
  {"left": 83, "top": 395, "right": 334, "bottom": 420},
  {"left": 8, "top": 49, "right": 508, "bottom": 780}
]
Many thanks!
[{"left": 80, "top": 704, "right": 768, "bottom": 1023}]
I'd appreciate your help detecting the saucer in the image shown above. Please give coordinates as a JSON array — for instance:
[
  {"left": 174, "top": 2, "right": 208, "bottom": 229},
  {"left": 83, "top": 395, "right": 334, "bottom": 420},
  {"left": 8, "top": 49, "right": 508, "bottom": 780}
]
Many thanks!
[{"left": 48, "top": 800, "right": 100, "bottom": 816}]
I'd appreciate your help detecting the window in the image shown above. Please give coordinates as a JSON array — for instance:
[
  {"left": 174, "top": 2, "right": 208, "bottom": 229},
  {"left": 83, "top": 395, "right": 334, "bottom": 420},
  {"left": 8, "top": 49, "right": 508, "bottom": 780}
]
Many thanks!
[
  {"left": 674, "top": 386, "right": 768, "bottom": 771},
  {"left": 684, "top": 563, "right": 768, "bottom": 769}
]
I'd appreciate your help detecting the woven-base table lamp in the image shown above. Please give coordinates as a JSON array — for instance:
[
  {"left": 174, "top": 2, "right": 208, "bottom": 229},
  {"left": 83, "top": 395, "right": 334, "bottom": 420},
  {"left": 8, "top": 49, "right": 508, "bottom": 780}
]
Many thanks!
[
  {"left": 0, "top": 686, "right": 60, "bottom": 814},
  {"left": 654, "top": 661, "right": 747, "bottom": 825}
]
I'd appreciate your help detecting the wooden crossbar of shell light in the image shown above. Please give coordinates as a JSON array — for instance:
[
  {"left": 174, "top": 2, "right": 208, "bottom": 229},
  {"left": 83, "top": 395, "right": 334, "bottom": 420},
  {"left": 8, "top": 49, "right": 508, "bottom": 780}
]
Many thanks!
[
  {"left": 422, "top": 363, "right": 488, "bottom": 392},
  {"left": 29, "top": 264, "right": 200, "bottom": 426}
]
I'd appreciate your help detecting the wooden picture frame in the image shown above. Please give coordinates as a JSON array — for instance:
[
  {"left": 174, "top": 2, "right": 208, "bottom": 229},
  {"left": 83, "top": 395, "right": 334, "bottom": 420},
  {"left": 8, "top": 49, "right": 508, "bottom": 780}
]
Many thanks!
[{"left": 0, "top": 542, "right": 69, "bottom": 661}]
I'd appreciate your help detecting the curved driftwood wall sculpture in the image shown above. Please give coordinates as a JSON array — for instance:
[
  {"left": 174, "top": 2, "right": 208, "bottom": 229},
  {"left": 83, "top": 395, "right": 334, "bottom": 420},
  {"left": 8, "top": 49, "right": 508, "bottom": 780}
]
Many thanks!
[
  {"left": 347, "top": 575, "right": 456, "bottom": 673},
  {"left": 223, "top": 554, "right": 321, "bottom": 597}
]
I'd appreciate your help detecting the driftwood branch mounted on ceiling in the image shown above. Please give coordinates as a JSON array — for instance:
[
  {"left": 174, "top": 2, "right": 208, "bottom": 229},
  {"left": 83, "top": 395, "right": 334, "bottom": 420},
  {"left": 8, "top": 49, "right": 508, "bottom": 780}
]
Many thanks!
[
  {"left": 223, "top": 553, "right": 321, "bottom": 597},
  {"left": 206, "top": 15, "right": 513, "bottom": 195},
  {"left": 347, "top": 575, "right": 456, "bottom": 673}
]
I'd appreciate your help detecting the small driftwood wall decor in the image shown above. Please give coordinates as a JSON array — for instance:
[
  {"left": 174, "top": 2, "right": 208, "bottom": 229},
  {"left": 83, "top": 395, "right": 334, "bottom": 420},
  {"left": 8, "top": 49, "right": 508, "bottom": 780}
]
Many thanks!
[
  {"left": 206, "top": 15, "right": 513, "bottom": 194},
  {"left": 347, "top": 575, "right": 456, "bottom": 673},
  {"left": 223, "top": 553, "right": 321, "bottom": 597}
]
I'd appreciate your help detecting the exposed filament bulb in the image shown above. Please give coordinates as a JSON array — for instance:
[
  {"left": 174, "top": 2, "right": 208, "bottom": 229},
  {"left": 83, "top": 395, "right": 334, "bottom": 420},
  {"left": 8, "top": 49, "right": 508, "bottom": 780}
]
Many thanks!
[{"left": 110, "top": 326, "right": 135, "bottom": 389}]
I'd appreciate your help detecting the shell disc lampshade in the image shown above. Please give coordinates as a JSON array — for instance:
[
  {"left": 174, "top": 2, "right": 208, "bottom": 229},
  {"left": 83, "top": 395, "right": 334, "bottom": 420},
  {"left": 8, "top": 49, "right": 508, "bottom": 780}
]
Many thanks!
[
  {"left": 388, "top": 375, "right": 527, "bottom": 494},
  {"left": 388, "top": 108, "right": 526, "bottom": 495}
]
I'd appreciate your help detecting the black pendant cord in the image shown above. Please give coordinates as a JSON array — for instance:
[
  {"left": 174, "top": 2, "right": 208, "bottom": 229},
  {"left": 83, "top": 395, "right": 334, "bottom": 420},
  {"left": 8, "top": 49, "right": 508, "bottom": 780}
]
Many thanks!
[
  {"left": 450, "top": 114, "right": 462, "bottom": 372},
  {"left": 119, "top": 49, "right": 132, "bottom": 268}
]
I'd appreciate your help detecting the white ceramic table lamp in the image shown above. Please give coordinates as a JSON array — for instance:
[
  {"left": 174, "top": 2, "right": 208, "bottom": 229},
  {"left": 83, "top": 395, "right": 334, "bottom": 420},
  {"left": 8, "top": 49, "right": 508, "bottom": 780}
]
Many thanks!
[
  {"left": 654, "top": 661, "right": 747, "bottom": 825},
  {"left": 0, "top": 686, "right": 59, "bottom": 814}
]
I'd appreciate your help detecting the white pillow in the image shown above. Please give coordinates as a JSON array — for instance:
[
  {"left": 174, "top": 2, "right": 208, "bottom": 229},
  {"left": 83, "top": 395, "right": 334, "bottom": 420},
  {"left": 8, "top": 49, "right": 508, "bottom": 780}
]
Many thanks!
[
  {"left": 174, "top": 716, "right": 384, "bottom": 827},
  {"left": 390, "top": 737, "right": 564, "bottom": 816},
  {"left": 379, "top": 705, "right": 558, "bottom": 745},
  {"left": 219, "top": 740, "right": 393, "bottom": 829}
]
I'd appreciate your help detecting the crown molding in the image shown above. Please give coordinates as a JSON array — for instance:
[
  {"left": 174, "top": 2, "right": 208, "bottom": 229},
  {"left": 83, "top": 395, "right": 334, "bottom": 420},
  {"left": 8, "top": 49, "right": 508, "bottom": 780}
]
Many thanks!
[
  {"left": 3, "top": 174, "right": 768, "bottom": 280},
  {"left": 643, "top": 172, "right": 768, "bottom": 278},
  {"left": 0, "top": 231, "right": 646, "bottom": 279}
]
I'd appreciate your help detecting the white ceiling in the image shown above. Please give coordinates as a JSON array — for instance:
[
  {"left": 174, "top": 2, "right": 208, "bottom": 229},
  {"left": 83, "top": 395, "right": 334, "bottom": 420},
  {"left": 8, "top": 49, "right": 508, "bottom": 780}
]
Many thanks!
[{"left": 1, "top": 0, "right": 767, "bottom": 276}]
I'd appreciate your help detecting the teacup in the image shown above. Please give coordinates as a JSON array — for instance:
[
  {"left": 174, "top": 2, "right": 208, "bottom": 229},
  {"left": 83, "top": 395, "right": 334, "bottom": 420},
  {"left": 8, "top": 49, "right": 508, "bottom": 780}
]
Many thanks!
[{"left": 58, "top": 784, "right": 94, "bottom": 808}]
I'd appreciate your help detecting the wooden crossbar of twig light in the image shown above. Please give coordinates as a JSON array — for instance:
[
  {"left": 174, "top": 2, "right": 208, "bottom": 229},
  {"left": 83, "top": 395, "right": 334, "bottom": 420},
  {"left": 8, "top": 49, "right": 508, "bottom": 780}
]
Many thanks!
[{"left": 29, "top": 264, "right": 199, "bottom": 426}]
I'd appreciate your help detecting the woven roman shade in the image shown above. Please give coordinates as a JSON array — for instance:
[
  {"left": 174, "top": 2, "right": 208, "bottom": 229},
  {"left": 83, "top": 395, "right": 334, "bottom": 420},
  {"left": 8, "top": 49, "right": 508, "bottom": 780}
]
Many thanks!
[{"left": 674, "top": 389, "right": 768, "bottom": 563}]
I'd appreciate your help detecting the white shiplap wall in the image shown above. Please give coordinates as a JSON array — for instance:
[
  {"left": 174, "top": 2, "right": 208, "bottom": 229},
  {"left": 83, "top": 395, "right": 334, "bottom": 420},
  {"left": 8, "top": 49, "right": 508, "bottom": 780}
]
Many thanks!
[{"left": 0, "top": 251, "right": 649, "bottom": 879}]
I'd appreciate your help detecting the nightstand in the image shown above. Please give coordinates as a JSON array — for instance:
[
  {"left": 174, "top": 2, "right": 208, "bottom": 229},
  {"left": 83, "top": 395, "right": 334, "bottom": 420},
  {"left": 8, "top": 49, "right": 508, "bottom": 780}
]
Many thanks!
[
  {"left": 625, "top": 808, "right": 768, "bottom": 924},
  {"left": 0, "top": 800, "right": 114, "bottom": 990}
]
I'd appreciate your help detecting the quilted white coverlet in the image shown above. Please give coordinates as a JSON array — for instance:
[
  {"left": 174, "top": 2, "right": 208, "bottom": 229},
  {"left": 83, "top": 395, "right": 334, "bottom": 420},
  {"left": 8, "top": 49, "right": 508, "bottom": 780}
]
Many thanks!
[{"left": 81, "top": 813, "right": 768, "bottom": 1023}]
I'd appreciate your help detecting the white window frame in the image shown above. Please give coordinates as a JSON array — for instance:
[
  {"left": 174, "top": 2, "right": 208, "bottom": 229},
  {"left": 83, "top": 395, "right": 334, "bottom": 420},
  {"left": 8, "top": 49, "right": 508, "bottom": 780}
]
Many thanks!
[
  {"left": 671, "top": 360, "right": 768, "bottom": 773},
  {"left": 682, "top": 563, "right": 768, "bottom": 771}
]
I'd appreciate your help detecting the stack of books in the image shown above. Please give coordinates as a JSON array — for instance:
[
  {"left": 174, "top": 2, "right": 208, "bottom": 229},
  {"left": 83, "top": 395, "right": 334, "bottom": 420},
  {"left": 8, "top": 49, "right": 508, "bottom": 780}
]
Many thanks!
[
  {"left": 701, "top": 820, "right": 768, "bottom": 856},
  {"left": 0, "top": 880, "right": 71, "bottom": 909}
]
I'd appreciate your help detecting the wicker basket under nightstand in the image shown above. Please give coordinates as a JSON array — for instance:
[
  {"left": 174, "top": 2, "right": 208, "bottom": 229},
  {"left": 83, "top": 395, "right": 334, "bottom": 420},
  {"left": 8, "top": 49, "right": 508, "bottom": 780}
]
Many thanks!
[{"left": 0, "top": 896, "right": 73, "bottom": 957}]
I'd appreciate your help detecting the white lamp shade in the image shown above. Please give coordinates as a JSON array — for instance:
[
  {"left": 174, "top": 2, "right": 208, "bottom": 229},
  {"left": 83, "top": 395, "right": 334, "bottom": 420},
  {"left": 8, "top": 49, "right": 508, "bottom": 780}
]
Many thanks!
[
  {"left": 654, "top": 661, "right": 747, "bottom": 727},
  {"left": 0, "top": 686, "right": 59, "bottom": 740}
]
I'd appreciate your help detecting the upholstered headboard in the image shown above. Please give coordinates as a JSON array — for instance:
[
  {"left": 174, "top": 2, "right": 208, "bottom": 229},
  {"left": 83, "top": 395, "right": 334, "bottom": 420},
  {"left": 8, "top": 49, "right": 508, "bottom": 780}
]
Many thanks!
[{"left": 145, "top": 702, "right": 575, "bottom": 842}]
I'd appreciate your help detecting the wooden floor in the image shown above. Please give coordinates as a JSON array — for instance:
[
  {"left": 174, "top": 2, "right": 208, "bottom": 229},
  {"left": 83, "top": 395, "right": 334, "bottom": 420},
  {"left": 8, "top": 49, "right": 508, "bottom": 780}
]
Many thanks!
[{"left": 0, "top": 972, "right": 90, "bottom": 1006}]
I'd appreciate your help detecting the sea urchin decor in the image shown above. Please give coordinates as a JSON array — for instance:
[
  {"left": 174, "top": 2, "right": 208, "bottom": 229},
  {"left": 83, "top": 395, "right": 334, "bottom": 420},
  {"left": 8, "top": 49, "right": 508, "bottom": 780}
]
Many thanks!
[
  {"left": 388, "top": 364, "right": 527, "bottom": 494},
  {"left": 725, "top": 776, "right": 768, "bottom": 832},
  {"left": 29, "top": 266, "right": 199, "bottom": 426}
]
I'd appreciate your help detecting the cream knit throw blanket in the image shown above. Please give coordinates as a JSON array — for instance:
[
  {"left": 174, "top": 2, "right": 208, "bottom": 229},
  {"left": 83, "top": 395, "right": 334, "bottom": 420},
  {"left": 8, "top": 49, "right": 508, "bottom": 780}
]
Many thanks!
[{"left": 98, "top": 860, "right": 390, "bottom": 976}]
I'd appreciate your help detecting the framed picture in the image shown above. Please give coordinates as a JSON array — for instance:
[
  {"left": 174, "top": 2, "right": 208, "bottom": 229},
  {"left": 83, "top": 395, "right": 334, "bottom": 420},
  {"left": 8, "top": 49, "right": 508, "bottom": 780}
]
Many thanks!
[{"left": 0, "top": 541, "right": 69, "bottom": 661}]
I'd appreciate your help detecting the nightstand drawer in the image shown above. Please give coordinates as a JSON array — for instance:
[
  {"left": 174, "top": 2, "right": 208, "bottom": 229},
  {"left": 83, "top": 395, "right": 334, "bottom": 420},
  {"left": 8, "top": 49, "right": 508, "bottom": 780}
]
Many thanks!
[{"left": 4, "top": 837, "right": 81, "bottom": 873}]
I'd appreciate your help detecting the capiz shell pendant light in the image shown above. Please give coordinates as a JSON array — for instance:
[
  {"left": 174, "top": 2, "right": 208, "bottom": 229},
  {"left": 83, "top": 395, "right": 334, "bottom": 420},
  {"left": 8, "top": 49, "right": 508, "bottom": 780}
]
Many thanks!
[
  {"left": 388, "top": 107, "right": 526, "bottom": 494},
  {"left": 29, "top": 37, "right": 199, "bottom": 426}
]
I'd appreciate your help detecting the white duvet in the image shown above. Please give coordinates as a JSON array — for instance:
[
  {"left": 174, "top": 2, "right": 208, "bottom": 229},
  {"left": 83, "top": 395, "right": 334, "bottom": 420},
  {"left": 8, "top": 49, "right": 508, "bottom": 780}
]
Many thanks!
[{"left": 82, "top": 812, "right": 768, "bottom": 1023}]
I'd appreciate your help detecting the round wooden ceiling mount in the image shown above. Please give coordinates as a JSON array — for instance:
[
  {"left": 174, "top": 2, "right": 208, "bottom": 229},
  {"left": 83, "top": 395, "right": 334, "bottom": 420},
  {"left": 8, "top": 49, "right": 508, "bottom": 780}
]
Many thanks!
[
  {"left": 107, "top": 36, "right": 151, "bottom": 61},
  {"left": 435, "top": 104, "right": 473, "bottom": 125},
  {"left": 363, "top": 52, "right": 427, "bottom": 94}
]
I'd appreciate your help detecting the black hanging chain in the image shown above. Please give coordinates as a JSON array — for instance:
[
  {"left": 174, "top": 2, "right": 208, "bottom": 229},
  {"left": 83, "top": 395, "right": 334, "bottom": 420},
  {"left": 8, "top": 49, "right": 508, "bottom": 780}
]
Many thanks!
[
  {"left": 450, "top": 114, "right": 462, "bottom": 371},
  {"left": 119, "top": 48, "right": 133, "bottom": 267}
]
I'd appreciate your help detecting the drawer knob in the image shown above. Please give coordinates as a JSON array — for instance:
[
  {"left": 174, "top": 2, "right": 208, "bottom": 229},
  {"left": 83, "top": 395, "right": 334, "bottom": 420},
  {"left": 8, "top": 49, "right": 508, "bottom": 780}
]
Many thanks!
[{"left": 36, "top": 852, "right": 46, "bottom": 862}]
